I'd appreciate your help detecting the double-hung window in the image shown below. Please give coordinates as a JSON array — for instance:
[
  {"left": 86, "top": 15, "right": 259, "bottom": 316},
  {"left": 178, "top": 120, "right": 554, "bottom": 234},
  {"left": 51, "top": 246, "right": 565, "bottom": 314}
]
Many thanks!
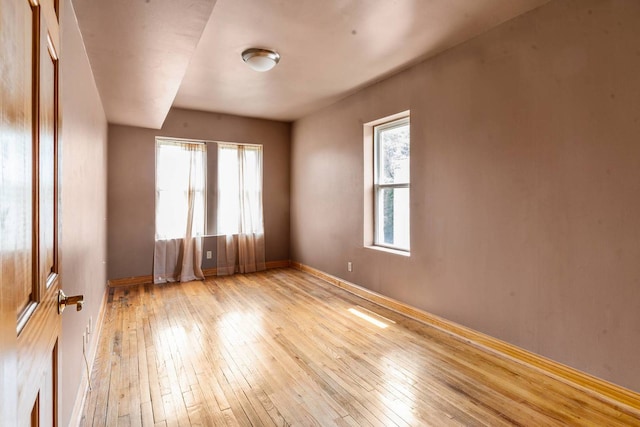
[
  {"left": 217, "top": 143, "right": 264, "bottom": 236},
  {"left": 155, "top": 139, "right": 206, "bottom": 240},
  {"left": 374, "top": 117, "right": 410, "bottom": 251}
]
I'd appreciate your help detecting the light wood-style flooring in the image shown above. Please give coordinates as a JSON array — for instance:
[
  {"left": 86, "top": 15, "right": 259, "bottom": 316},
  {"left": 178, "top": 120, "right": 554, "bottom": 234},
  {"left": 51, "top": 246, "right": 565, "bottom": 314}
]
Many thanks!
[{"left": 81, "top": 268, "right": 640, "bottom": 426}]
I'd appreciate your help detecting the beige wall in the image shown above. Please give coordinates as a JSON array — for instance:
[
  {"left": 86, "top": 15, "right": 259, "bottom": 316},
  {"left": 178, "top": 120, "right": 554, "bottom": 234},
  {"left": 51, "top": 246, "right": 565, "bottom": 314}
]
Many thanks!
[
  {"left": 108, "top": 109, "right": 291, "bottom": 279},
  {"left": 59, "top": 1, "right": 109, "bottom": 425},
  {"left": 291, "top": 0, "right": 640, "bottom": 392}
]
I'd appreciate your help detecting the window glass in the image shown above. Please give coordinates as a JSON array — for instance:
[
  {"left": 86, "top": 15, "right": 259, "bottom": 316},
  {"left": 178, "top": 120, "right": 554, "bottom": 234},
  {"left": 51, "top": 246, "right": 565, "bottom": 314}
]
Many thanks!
[
  {"left": 217, "top": 143, "right": 263, "bottom": 235},
  {"left": 374, "top": 117, "right": 410, "bottom": 251},
  {"left": 376, "top": 187, "right": 410, "bottom": 249},
  {"left": 379, "top": 125, "right": 410, "bottom": 185},
  {"left": 155, "top": 140, "right": 206, "bottom": 240}
]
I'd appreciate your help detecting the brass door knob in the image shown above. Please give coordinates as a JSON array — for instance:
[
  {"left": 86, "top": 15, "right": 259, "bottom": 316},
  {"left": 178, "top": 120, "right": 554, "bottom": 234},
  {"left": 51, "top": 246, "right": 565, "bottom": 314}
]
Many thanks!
[{"left": 58, "top": 290, "right": 84, "bottom": 314}]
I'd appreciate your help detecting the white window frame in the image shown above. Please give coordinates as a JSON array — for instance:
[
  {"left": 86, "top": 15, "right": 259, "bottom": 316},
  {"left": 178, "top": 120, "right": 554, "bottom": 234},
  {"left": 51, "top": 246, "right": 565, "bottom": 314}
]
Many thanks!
[{"left": 373, "top": 116, "right": 410, "bottom": 252}]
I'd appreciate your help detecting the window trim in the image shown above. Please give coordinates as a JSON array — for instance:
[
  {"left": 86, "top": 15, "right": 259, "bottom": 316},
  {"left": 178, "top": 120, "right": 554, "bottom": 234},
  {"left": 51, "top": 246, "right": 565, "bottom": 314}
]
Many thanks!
[{"left": 373, "top": 116, "right": 410, "bottom": 252}]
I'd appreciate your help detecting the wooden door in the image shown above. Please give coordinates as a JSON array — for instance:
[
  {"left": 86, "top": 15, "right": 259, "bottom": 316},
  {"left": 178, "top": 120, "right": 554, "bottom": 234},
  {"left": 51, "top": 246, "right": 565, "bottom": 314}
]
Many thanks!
[{"left": 1, "top": 0, "right": 62, "bottom": 425}]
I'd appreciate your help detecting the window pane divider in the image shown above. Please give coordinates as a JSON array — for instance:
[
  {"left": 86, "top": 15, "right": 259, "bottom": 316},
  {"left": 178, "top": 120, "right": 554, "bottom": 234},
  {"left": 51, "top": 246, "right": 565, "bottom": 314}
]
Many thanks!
[{"left": 375, "top": 183, "right": 410, "bottom": 189}]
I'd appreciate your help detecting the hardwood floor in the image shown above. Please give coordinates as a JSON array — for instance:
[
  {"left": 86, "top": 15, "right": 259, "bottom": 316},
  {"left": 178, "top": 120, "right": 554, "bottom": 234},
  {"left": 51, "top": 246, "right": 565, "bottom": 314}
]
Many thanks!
[{"left": 80, "top": 268, "right": 640, "bottom": 426}]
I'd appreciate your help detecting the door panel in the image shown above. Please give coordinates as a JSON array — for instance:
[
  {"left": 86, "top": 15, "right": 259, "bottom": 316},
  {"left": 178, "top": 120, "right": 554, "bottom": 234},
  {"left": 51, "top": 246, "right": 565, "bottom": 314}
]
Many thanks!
[
  {"left": 0, "top": 0, "right": 32, "bottom": 421},
  {"left": 11, "top": 0, "right": 35, "bottom": 326},
  {"left": 39, "top": 7, "right": 58, "bottom": 290},
  {"left": 1, "top": 0, "right": 62, "bottom": 425}
]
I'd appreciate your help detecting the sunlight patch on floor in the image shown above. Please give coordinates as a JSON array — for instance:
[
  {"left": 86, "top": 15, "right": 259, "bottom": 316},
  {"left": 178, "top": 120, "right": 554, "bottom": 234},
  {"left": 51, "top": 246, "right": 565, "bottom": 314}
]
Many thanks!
[{"left": 348, "top": 307, "right": 391, "bottom": 329}]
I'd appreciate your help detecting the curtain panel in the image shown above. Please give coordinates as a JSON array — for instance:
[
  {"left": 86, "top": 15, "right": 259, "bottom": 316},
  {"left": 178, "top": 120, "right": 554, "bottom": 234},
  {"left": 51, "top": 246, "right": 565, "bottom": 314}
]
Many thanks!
[
  {"left": 216, "top": 143, "right": 266, "bottom": 275},
  {"left": 153, "top": 237, "right": 204, "bottom": 283},
  {"left": 153, "top": 139, "right": 206, "bottom": 284}
]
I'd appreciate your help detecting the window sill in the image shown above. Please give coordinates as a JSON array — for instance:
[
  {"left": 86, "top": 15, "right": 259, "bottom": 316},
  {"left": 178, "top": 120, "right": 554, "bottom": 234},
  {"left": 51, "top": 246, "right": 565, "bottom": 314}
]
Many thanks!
[{"left": 365, "top": 245, "right": 410, "bottom": 257}]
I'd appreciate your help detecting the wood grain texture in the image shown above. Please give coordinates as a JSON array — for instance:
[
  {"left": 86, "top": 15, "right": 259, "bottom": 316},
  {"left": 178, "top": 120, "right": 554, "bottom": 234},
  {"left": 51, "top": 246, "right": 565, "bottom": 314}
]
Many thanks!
[
  {"left": 17, "top": 0, "right": 63, "bottom": 424},
  {"left": 203, "top": 260, "right": 291, "bottom": 277},
  {"left": 292, "top": 262, "right": 640, "bottom": 414},
  {"left": 108, "top": 275, "right": 154, "bottom": 288},
  {"left": 81, "top": 268, "right": 640, "bottom": 426},
  {"left": 2, "top": 0, "right": 36, "bottom": 319},
  {"left": 2, "top": 0, "right": 31, "bottom": 419},
  {"left": 38, "top": 24, "right": 58, "bottom": 289}
]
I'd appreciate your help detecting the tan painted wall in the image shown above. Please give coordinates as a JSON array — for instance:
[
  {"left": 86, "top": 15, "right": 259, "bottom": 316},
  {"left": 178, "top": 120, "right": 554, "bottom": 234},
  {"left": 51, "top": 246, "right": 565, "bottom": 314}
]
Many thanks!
[
  {"left": 108, "top": 109, "right": 291, "bottom": 279},
  {"left": 59, "top": 1, "right": 109, "bottom": 425},
  {"left": 291, "top": 0, "right": 640, "bottom": 392}
]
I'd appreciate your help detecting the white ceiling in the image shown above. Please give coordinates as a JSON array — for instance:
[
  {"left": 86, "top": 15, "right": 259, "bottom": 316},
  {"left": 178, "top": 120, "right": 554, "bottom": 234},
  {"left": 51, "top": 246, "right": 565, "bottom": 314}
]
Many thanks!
[{"left": 72, "top": 0, "right": 549, "bottom": 129}]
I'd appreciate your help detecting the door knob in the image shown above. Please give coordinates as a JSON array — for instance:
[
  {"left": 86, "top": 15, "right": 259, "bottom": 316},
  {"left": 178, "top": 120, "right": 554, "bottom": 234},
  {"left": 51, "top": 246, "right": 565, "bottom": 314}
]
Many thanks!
[{"left": 58, "top": 290, "right": 84, "bottom": 314}]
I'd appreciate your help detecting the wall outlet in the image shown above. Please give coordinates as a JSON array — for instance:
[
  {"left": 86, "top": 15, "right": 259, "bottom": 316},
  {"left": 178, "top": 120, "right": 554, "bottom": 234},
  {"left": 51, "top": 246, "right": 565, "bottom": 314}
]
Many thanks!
[
  {"left": 347, "top": 261, "right": 353, "bottom": 272},
  {"left": 206, "top": 250, "right": 213, "bottom": 259}
]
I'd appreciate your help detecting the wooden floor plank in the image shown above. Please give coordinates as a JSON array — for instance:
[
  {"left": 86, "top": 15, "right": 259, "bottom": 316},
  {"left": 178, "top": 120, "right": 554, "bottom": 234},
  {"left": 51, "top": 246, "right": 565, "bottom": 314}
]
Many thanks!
[{"left": 80, "top": 268, "right": 640, "bottom": 426}]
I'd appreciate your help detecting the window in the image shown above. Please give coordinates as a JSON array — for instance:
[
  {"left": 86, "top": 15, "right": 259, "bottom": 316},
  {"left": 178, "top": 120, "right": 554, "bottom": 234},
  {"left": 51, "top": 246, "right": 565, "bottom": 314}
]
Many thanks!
[
  {"left": 374, "top": 117, "right": 410, "bottom": 251},
  {"left": 217, "top": 143, "right": 264, "bottom": 235},
  {"left": 155, "top": 139, "right": 206, "bottom": 240}
]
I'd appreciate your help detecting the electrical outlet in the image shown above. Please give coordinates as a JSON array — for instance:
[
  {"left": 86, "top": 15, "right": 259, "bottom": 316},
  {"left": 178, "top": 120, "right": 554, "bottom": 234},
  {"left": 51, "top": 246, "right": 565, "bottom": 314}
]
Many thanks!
[
  {"left": 347, "top": 261, "right": 353, "bottom": 272},
  {"left": 206, "top": 250, "right": 212, "bottom": 259}
]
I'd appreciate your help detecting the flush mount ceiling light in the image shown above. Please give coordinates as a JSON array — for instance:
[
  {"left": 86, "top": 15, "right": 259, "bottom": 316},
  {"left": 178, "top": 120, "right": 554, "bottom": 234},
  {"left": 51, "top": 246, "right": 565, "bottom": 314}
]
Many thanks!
[{"left": 241, "top": 48, "right": 280, "bottom": 72}]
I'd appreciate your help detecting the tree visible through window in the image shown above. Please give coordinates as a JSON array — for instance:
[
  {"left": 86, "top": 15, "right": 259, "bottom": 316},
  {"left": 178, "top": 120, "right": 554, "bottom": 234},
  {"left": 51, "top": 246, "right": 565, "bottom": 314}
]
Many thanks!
[{"left": 374, "top": 117, "right": 410, "bottom": 251}]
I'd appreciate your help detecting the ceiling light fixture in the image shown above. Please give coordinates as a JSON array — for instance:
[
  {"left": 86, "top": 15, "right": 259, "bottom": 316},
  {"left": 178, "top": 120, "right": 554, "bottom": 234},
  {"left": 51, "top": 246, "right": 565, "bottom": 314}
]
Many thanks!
[{"left": 241, "top": 48, "right": 280, "bottom": 72}]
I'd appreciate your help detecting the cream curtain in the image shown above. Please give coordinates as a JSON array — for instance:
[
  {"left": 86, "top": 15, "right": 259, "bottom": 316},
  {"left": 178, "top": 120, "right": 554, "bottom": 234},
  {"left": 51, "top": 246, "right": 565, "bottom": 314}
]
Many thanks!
[
  {"left": 153, "top": 140, "right": 206, "bottom": 284},
  {"left": 216, "top": 143, "right": 266, "bottom": 275}
]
